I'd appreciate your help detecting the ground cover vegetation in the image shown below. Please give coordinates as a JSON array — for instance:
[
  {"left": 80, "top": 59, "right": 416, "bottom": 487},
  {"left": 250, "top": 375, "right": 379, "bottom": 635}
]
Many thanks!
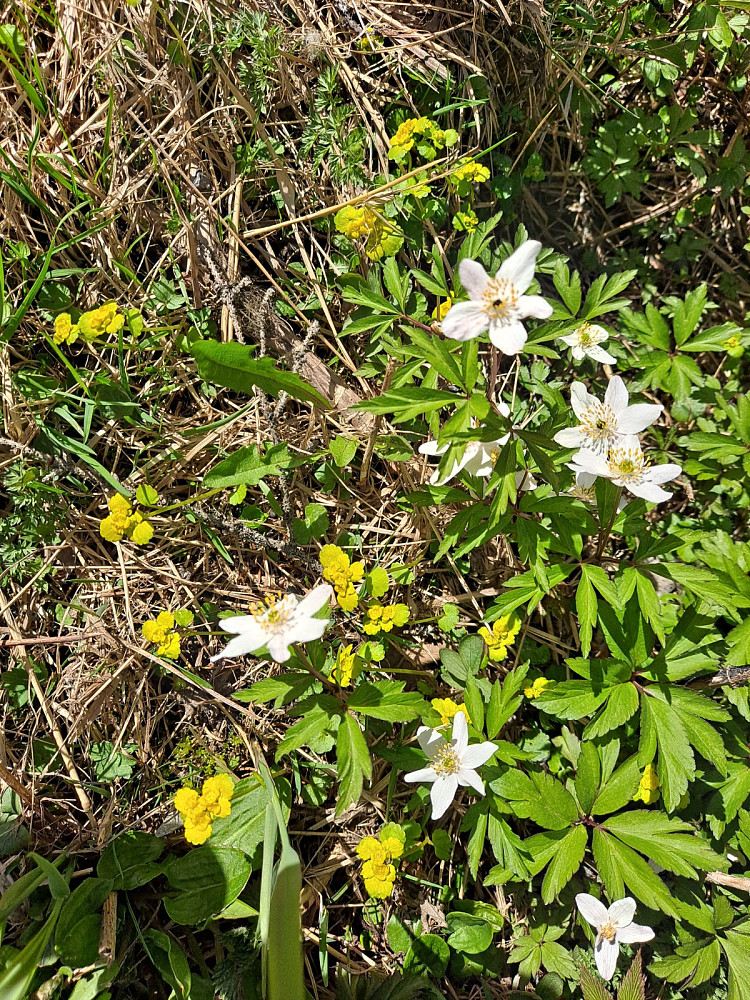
[{"left": 0, "top": 1, "right": 749, "bottom": 998}]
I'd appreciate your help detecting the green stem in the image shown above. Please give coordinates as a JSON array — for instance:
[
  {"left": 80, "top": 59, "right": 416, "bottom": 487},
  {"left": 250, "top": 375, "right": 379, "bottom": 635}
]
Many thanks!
[{"left": 595, "top": 487, "right": 623, "bottom": 561}]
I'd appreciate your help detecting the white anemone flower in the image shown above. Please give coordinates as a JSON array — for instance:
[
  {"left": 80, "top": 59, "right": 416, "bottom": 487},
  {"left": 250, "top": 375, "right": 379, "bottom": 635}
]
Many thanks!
[
  {"left": 419, "top": 406, "right": 511, "bottom": 486},
  {"left": 441, "top": 240, "right": 553, "bottom": 355},
  {"left": 210, "top": 584, "right": 333, "bottom": 663},
  {"left": 554, "top": 376, "right": 663, "bottom": 455},
  {"left": 404, "top": 712, "right": 497, "bottom": 820},
  {"left": 569, "top": 437, "right": 681, "bottom": 503},
  {"left": 560, "top": 322, "right": 616, "bottom": 365},
  {"left": 576, "top": 894, "right": 654, "bottom": 981}
]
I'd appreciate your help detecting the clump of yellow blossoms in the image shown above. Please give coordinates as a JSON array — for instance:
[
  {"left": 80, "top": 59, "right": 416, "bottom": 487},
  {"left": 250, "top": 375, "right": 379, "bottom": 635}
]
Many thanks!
[
  {"left": 334, "top": 204, "right": 404, "bottom": 261},
  {"left": 524, "top": 677, "right": 550, "bottom": 699},
  {"left": 452, "top": 208, "right": 479, "bottom": 233},
  {"left": 633, "top": 763, "right": 660, "bottom": 805},
  {"left": 431, "top": 697, "right": 470, "bottom": 727},
  {"left": 174, "top": 774, "right": 235, "bottom": 845},
  {"left": 320, "top": 544, "right": 365, "bottom": 611},
  {"left": 53, "top": 302, "right": 124, "bottom": 346},
  {"left": 449, "top": 158, "right": 490, "bottom": 196},
  {"left": 479, "top": 614, "right": 522, "bottom": 661},
  {"left": 431, "top": 293, "right": 454, "bottom": 322},
  {"left": 356, "top": 824, "right": 405, "bottom": 899},
  {"left": 387, "top": 117, "right": 458, "bottom": 163},
  {"left": 363, "top": 603, "right": 409, "bottom": 635},
  {"left": 332, "top": 644, "right": 361, "bottom": 687},
  {"left": 142, "top": 609, "right": 194, "bottom": 659},
  {"left": 99, "top": 493, "right": 154, "bottom": 545}
]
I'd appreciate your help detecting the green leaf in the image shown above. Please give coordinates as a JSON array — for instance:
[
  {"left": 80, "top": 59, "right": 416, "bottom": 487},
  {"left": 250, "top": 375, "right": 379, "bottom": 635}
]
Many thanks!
[
  {"left": 591, "top": 755, "right": 641, "bottom": 816},
  {"left": 575, "top": 742, "right": 601, "bottom": 815},
  {"left": 576, "top": 569, "right": 598, "bottom": 657},
  {"left": 335, "top": 714, "right": 372, "bottom": 815},
  {"left": 55, "top": 878, "right": 112, "bottom": 967},
  {"left": 579, "top": 964, "right": 612, "bottom": 1000},
  {"left": 721, "top": 926, "right": 750, "bottom": 1000},
  {"left": 464, "top": 675, "right": 485, "bottom": 735},
  {"left": 235, "top": 674, "right": 317, "bottom": 707},
  {"left": 0, "top": 899, "right": 63, "bottom": 1000},
  {"left": 533, "top": 680, "right": 610, "bottom": 721},
  {"left": 275, "top": 707, "right": 335, "bottom": 759},
  {"left": 404, "top": 934, "right": 450, "bottom": 976},
  {"left": 446, "top": 913, "right": 494, "bottom": 954},
  {"left": 492, "top": 769, "right": 578, "bottom": 830},
  {"left": 604, "top": 810, "right": 727, "bottom": 877},
  {"left": 97, "top": 831, "right": 164, "bottom": 889},
  {"left": 486, "top": 664, "right": 528, "bottom": 738},
  {"left": 204, "top": 442, "right": 303, "bottom": 489},
  {"left": 292, "top": 501, "right": 330, "bottom": 544},
  {"left": 347, "top": 682, "right": 427, "bottom": 722},
  {"left": 329, "top": 436, "right": 358, "bottom": 468},
  {"left": 583, "top": 683, "right": 639, "bottom": 739},
  {"left": 192, "top": 340, "right": 329, "bottom": 407},
  {"left": 135, "top": 483, "right": 159, "bottom": 506},
  {"left": 144, "top": 928, "right": 192, "bottom": 1000},
  {"left": 209, "top": 775, "right": 273, "bottom": 856},
  {"left": 618, "top": 951, "right": 647, "bottom": 1000},
  {"left": 353, "top": 386, "right": 461, "bottom": 421},
  {"left": 163, "top": 846, "right": 251, "bottom": 924},
  {"left": 593, "top": 830, "right": 679, "bottom": 917},
  {"left": 649, "top": 940, "right": 721, "bottom": 986},
  {"left": 268, "top": 840, "right": 304, "bottom": 1000},
  {"left": 541, "top": 825, "right": 587, "bottom": 903},
  {"left": 639, "top": 694, "right": 695, "bottom": 812},
  {"left": 726, "top": 618, "right": 750, "bottom": 666}
]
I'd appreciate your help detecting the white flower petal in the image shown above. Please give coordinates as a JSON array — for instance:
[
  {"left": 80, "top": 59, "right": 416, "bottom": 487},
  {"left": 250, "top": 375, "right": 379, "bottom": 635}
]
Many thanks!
[
  {"left": 645, "top": 463, "right": 681, "bottom": 485},
  {"left": 554, "top": 427, "right": 586, "bottom": 449},
  {"left": 496, "top": 239, "right": 542, "bottom": 293},
  {"left": 451, "top": 711, "right": 469, "bottom": 755},
  {"left": 442, "top": 302, "right": 488, "bottom": 341},
  {"left": 419, "top": 439, "right": 447, "bottom": 457},
  {"left": 595, "top": 937, "right": 620, "bottom": 981},
  {"left": 616, "top": 403, "right": 663, "bottom": 434},
  {"left": 404, "top": 766, "right": 439, "bottom": 784},
  {"left": 576, "top": 471, "right": 598, "bottom": 490},
  {"left": 560, "top": 333, "right": 578, "bottom": 347},
  {"left": 587, "top": 344, "right": 617, "bottom": 365},
  {"left": 519, "top": 293, "right": 552, "bottom": 319},
  {"left": 488, "top": 319, "right": 527, "bottom": 354},
  {"left": 608, "top": 897, "right": 637, "bottom": 928},
  {"left": 418, "top": 727, "right": 446, "bottom": 757},
  {"left": 515, "top": 470, "right": 538, "bottom": 491},
  {"left": 497, "top": 400, "right": 511, "bottom": 419},
  {"left": 570, "top": 449, "right": 612, "bottom": 478},
  {"left": 571, "top": 345, "right": 586, "bottom": 360},
  {"left": 460, "top": 741, "right": 498, "bottom": 769},
  {"left": 457, "top": 768, "right": 486, "bottom": 795},
  {"left": 266, "top": 635, "right": 292, "bottom": 662},
  {"left": 294, "top": 583, "right": 333, "bottom": 617},
  {"left": 576, "top": 893, "right": 609, "bottom": 929},
  {"left": 210, "top": 630, "right": 265, "bottom": 662},
  {"left": 625, "top": 481, "right": 673, "bottom": 503},
  {"left": 570, "top": 382, "right": 596, "bottom": 419},
  {"left": 430, "top": 774, "right": 459, "bottom": 819},
  {"left": 605, "top": 375, "right": 628, "bottom": 414},
  {"left": 216, "top": 614, "right": 265, "bottom": 636},
  {"left": 458, "top": 258, "right": 491, "bottom": 299},
  {"left": 616, "top": 921, "right": 655, "bottom": 944},
  {"left": 287, "top": 618, "right": 329, "bottom": 645}
]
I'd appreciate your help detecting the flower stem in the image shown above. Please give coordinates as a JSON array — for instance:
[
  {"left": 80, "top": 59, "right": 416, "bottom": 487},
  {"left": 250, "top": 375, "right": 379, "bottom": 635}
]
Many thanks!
[{"left": 595, "top": 487, "right": 623, "bottom": 561}]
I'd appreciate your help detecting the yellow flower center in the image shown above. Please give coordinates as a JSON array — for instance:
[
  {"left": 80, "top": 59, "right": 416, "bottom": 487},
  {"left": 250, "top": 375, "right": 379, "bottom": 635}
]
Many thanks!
[
  {"left": 599, "top": 921, "right": 617, "bottom": 943},
  {"left": 432, "top": 743, "right": 461, "bottom": 776},
  {"left": 581, "top": 401, "right": 616, "bottom": 442},
  {"left": 609, "top": 444, "right": 649, "bottom": 483},
  {"left": 251, "top": 595, "right": 294, "bottom": 629},
  {"left": 481, "top": 277, "right": 520, "bottom": 322}
]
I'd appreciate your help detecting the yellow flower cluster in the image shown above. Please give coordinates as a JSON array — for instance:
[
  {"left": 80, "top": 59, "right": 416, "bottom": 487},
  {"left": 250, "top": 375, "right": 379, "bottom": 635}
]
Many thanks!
[
  {"left": 363, "top": 603, "right": 409, "bottom": 635},
  {"left": 431, "top": 293, "right": 454, "bottom": 322},
  {"left": 53, "top": 302, "right": 124, "bottom": 346},
  {"left": 524, "top": 677, "right": 550, "bottom": 699},
  {"left": 142, "top": 611, "right": 180, "bottom": 659},
  {"left": 334, "top": 204, "right": 404, "bottom": 261},
  {"left": 450, "top": 159, "right": 491, "bottom": 187},
  {"left": 99, "top": 493, "right": 154, "bottom": 545},
  {"left": 452, "top": 209, "right": 479, "bottom": 233},
  {"left": 332, "top": 643, "right": 361, "bottom": 687},
  {"left": 320, "top": 544, "right": 365, "bottom": 611},
  {"left": 431, "top": 697, "right": 470, "bottom": 727},
  {"left": 388, "top": 117, "right": 458, "bottom": 163},
  {"left": 633, "top": 763, "right": 660, "bottom": 805},
  {"left": 356, "top": 828, "right": 405, "bottom": 899},
  {"left": 174, "top": 774, "right": 235, "bottom": 845},
  {"left": 479, "top": 614, "right": 522, "bottom": 661}
]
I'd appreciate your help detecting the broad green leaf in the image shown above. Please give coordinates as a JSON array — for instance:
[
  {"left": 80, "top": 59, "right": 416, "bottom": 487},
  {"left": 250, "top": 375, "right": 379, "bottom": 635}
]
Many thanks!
[
  {"left": 268, "top": 842, "right": 304, "bottom": 1000},
  {"left": 445, "top": 913, "right": 494, "bottom": 954},
  {"left": 346, "top": 682, "right": 427, "bottom": 722},
  {"left": 533, "top": 681, "right": 610, "bottom": 721},
  {"left": 55, "top": 878, "right": 112, "bottom": 967},
  {"left": 604, "top": 810, "right": 727, "bottom": 877},
  {"left": 541, "top": 825, "right": 587, "bottom": 903},
  {"left": 639, "top": 694, "right": 695, "bottom": 812},
  {"left": 204, "top": 442, "right": 304, "bottom": 488},
  {"left": 583, "top": 683, "right": 639, "bottom": 739},
  {"left": 209, "top": 775, "right": 273, "bottom": 856},
  {"left": 335, "top": 714, "right": 372, "bottom": 815},
  {"left": 97, "top": 831, "right": 164, "bottom": 889},
  {"left": 575, "top": 742, "right": 601, "bottom": 815},
  {"left": 593, "top": 830, "right": 679, "bottom": 917},
  {"left": 144, "top": 928, "right": 192, "bottom": 1000},
  {"left": 163, "top": 846, "right": 251, "bottom": 924},
  {"left": 191, "top": 340, "right": 329, "bottom": 407}
]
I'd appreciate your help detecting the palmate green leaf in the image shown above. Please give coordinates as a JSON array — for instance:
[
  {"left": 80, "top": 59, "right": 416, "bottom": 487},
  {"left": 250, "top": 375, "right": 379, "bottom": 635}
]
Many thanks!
[
  {"left": 335, "top": 714, "right": 372, "bottom": 816},
  {"left": 191, "top": 340, "right": 330, "bottom": 407},
  {"left": 405, "top": 327, "right": 463, "bottom": 385},
  {"left": 487, "top": 813, "right": 533, "bottom": 879},
  {"left": 275, "top": 707, "right": 336, "bottom": 760},
  {"left": 532, "top": 680, "right": 610, "bottom": 721},
  {"left": 591, "top": 755, "right": 641, "bottom": 816},
  {"left": 649, "top": 940, "right": 722, "bottom": 986},
  {"left": 602, "top": 810, "right": 727, "bottom": 878},
  {"left": 347, "top": 682, "right": 427, "bottom": 722},
  {"left": 552, "top": 260, "right": 582, "bottom": 315},
  {"left": 486, "top": 664, "right": 529, "bottom": 739},
  {"left": 492, "top": 769, "right": 578, "bottom": 830},
  {"left": 235, "top": 673, "right": 317, "bottom": 707},
  {"left": 583, "top": 683, "right": 639, "bottom": 739},
  {"left": 576, "top": 569, "right": 597, "bottom": 657},
  {"left": 541, "top": 825, "right": 588, "bottom": 903},
  {"left": 721, "top": 925, "right": 750, "bottom": 1000},
  {"left": 639, "top": 693, "right": 695, "bottom": 812},
  {"left": 353, "top": 386, "right": 461, "bottom": 421},
  {"left": 592, "top": 829, "right": 679, "bottom": 918}
]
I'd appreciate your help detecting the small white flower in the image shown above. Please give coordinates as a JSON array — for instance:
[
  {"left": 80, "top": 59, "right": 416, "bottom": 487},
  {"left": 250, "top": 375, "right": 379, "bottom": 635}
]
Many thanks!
[
  {"left": 576, "top": 894, "right": 654, "bottom": 981},
  {"left": 554, "top": 376, "right": 663, "bottom": 455},
  {"left": 419, "top": 406, "right": 511, "bottom": 486},
  {"left": 569, "top": 438, "right": 681, "bottom": 504},
  {"left": 210, "top": 584, "right": 333, "bottom": 663},
  {"left": 441, "top": 240, "right": 553, "bottom": 355},
  {"left": 404, "top": 712, "right": 497, "bottom": 820},
  {"left": 560, "top": 322, "right": 616, "bottom": 365}
]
